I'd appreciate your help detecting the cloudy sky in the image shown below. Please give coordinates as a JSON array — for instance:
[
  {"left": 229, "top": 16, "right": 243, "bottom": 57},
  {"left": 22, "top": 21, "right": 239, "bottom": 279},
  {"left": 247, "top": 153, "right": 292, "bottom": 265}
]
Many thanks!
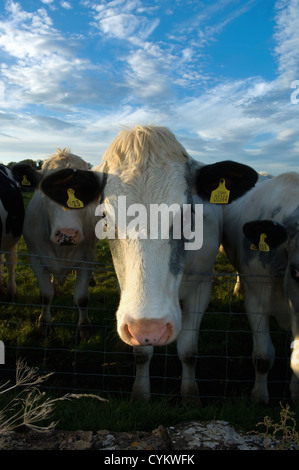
[{"left": 0, "top": 0, "right": 298, "bottom": 174}]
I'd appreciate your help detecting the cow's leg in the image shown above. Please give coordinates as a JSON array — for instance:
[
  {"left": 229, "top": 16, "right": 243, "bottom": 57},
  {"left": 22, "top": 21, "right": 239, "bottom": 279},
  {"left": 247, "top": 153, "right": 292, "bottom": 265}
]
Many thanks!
[
  {"left": 131, "top": 345, "right": 154, "bottom": 402},
  {"left": 177, "top": 281, "right": 210, "bottom": 404},
  {"left": 6, "top": 246, "right": 18, "bottom": 299},
  {"left": 246, "top": 299, "right": 274, "bottom": 404},
  {"left": 74, "top": 267, "right": 91, "bottom": 337},
  {"left": 30, "top": 257, "right": 54, "bottom": 335}
]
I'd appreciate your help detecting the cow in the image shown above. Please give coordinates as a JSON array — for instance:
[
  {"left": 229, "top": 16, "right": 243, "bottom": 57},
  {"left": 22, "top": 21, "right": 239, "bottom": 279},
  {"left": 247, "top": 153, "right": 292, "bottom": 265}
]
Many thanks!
[
  {"left": 227, "top": 172, "right": 273, "bottom": 299},
  {"left": 11, "top": 149, "right": 99, "bottom": 337},
  {"left": 0, "top": 164, "right": 25, "bottom": 298},
  {"left": 36, "top": 125, "right": 257, "bottom": 401},
  {"left": 222, "top": 172, "right": 299, "bottom": 404}
]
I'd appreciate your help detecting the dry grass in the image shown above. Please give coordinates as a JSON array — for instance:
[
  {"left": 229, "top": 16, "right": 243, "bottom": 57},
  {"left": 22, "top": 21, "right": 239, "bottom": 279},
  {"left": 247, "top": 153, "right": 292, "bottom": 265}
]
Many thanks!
[
  {"left": 0, "top": 358, "right": 107, "bottom": 433},
  {"left": 255, "top": 402, "right": 299, "bottom": 450}
]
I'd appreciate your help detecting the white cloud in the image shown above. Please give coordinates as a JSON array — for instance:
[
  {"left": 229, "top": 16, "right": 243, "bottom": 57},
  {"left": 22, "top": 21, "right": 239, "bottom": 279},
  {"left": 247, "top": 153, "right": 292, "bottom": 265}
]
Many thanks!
[
  {"left": 99, "top": 13, "right": 140, "bottom": 39},
  {"left": 274, "top": 0, "right": 299, "bottom": 85},
  {"left": 124, "top": 49, "right": 170, "bottom": 100},
  {"left": 0, "top": 1, "right": 102, "bottom": 109},
  {"left": 88, "top": 0, "right": 159, "bottom": 42},
  {"left": 60, "top": 1, "right": 72, "bottom": 9}
]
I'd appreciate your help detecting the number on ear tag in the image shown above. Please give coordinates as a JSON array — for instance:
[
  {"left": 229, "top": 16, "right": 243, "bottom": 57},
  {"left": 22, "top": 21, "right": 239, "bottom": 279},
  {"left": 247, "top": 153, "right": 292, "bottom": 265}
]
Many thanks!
[
  {"left": 66, "top": 188, "right": 84, "bottom": 208},
  {"left": 210, "top": 179, "right": 230, "bottom": 204}
]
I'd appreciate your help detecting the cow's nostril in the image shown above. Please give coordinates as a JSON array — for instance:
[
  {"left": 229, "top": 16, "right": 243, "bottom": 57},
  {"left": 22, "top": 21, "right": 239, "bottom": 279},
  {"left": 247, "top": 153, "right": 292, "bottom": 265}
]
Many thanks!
[{"left": 124, "top": 324, "right": 133, "bottom": 339}]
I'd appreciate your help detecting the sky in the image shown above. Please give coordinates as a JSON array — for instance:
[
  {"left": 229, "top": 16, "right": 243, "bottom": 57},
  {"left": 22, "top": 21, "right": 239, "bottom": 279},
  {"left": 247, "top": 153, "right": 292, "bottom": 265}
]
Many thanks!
[{"left": 0, "top": 0, "right": 299, "bottom": 175}]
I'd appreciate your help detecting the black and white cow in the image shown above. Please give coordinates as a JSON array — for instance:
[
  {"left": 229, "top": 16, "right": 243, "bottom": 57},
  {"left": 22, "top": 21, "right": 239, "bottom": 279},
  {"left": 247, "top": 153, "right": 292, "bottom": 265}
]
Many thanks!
[
  {"left": 0, "top": 164, "right": 25, "bottom": 298},
  {"left": 37, "top": 126, "right": 257, "bottom": 401},
  {"left": 222, "top": 172, "right": 299, "bottom": 404},
  {"left": 12, "top": 149, "right": 99, "bottom": 336}
]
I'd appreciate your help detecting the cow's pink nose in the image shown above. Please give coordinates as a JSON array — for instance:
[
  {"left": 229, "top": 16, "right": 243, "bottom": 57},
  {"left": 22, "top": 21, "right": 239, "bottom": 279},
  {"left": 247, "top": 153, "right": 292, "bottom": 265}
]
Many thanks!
[
  {"left": 54, "top": 229, "right": 80, "bottom": 245},
  {"left": 122, "top": 319, "right": 173, "bottom": 346}
]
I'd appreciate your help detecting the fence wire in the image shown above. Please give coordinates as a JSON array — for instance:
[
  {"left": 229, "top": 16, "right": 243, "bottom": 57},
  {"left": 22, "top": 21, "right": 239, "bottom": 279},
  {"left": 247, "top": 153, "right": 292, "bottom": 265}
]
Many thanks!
[{"left": 0, "top": 248, "right": 294, "bottom": 402}]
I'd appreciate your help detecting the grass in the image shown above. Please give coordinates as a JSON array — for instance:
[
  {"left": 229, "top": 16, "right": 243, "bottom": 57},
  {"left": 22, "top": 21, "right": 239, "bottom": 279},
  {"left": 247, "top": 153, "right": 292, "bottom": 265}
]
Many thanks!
[
  {"left": 3, "top": 381, "right": 298, "bottom": 434},
  {"left": 0, "top": 190, "right": 298, "bottom": 433},
  {"left": 53, "top": 394, "right": 299, "bottom": 434}
]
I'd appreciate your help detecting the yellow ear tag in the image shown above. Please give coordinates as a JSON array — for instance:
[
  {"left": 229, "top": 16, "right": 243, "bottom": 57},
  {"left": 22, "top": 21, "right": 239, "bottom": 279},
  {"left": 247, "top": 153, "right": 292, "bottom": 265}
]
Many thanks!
[
  {"left": 66, "top": 188, "right": 84, "bottom": 209},
  {"left": 210, "top": 178, "right": 230, "bottom": 204},
  {"left": 21, "top": 175, "right": 31, "bottom": 186},
  {"left": 250, "top": 233, "right": 270, "bottom": 252},
  {"left": 258, "top": 233, "right": 270, "bottom": 252}
]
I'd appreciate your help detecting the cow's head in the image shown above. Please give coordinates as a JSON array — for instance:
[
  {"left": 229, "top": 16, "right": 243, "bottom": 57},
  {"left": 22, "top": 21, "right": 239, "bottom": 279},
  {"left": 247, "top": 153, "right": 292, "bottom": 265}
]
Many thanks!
[
  {"left": 39, "top": 166, "right": 103, "bottom": 246},
  {"left": 12, "top": 150, "right": 102, "bottom": 247},
  {"left": 35, "top": 127, "right": 257, "bottom": 346}
]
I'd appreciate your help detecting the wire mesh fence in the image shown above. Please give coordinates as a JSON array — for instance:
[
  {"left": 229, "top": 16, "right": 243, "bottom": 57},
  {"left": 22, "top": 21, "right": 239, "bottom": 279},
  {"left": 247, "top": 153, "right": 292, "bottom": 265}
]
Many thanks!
[{"left": 0, "top": 246, "right": 294, "bottom": 403}]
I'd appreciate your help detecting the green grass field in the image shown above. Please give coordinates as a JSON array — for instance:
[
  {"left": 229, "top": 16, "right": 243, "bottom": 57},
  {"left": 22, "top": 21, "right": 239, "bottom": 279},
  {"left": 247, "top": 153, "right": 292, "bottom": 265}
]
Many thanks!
[{"left": 0, "top": 191, "right": 298, "bottom": 433}]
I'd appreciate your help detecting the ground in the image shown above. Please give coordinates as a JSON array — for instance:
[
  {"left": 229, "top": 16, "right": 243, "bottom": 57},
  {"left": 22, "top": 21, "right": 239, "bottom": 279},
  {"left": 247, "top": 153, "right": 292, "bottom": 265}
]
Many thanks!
[{"left": 0, "top": 420, "right": 275, "bottom": 450}]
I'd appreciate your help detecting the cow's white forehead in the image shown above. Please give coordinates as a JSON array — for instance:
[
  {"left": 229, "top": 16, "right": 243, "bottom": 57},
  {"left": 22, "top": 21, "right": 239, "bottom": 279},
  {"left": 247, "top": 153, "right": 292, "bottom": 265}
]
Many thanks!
[
  {"left": 94, "top": 125, "right": 201, "bottom": 206},
  {"left": 103, "top": 161, "right": 191, "bottom": 208}
]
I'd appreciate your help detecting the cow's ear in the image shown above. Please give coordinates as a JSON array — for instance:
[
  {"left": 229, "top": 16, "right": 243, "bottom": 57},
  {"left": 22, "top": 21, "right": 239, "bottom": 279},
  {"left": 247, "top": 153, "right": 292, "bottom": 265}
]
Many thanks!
[
  {"left": 11, "top": 163, "right": 42, "bottom": 189},
  {"left": 243, "top": 220, "right": 288, "bottom": 251},
  {"left": 195, "top": 160, "right": 258, "bottom": 204},
  {"left": 40, "top": 168, "right": 106, "bottom": 209}
]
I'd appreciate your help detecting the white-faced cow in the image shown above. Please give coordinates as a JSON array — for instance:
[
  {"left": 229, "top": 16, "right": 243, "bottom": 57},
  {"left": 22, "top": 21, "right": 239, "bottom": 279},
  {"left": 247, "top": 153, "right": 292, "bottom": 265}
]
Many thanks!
[
  {"left": 222, "top": 172, "right": 299, "bottom": 404},
  {"left": 38, "top": 126, "right": 257, "bottom": 401},
  {"left": 12, "top": 149, "right": 99, "bottom": 336},
  {"left": 0, "top": 164, "right": 25, "bottom": 298}
]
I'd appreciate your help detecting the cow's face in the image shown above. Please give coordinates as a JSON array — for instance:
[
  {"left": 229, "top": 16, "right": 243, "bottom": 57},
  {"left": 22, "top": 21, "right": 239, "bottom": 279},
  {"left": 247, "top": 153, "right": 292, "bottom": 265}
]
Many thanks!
[
  {"left": 39, "top": 158, "right": 257, "bottom": 348},
  {"left": 100, "top": 163, "right": 194, "bottom": 347},
  {"left": 11, "top": 162, "right": 103, "bottom": 248},
  {"left": 46, "top": 198, "right": 87, "bottom": 246}
]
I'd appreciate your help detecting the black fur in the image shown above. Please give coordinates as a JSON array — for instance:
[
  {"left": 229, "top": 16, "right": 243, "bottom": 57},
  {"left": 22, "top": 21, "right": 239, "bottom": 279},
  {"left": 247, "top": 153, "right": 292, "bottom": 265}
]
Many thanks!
[{"left": 0, "top": 165, "right": 25, "bottom": 238}]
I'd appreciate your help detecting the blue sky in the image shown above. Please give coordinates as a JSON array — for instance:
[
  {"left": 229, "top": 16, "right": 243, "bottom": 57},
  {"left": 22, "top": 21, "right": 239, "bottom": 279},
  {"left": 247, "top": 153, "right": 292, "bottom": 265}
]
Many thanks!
[{"left": 0, "top": 0, "right": 298, "bottom": 175}]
